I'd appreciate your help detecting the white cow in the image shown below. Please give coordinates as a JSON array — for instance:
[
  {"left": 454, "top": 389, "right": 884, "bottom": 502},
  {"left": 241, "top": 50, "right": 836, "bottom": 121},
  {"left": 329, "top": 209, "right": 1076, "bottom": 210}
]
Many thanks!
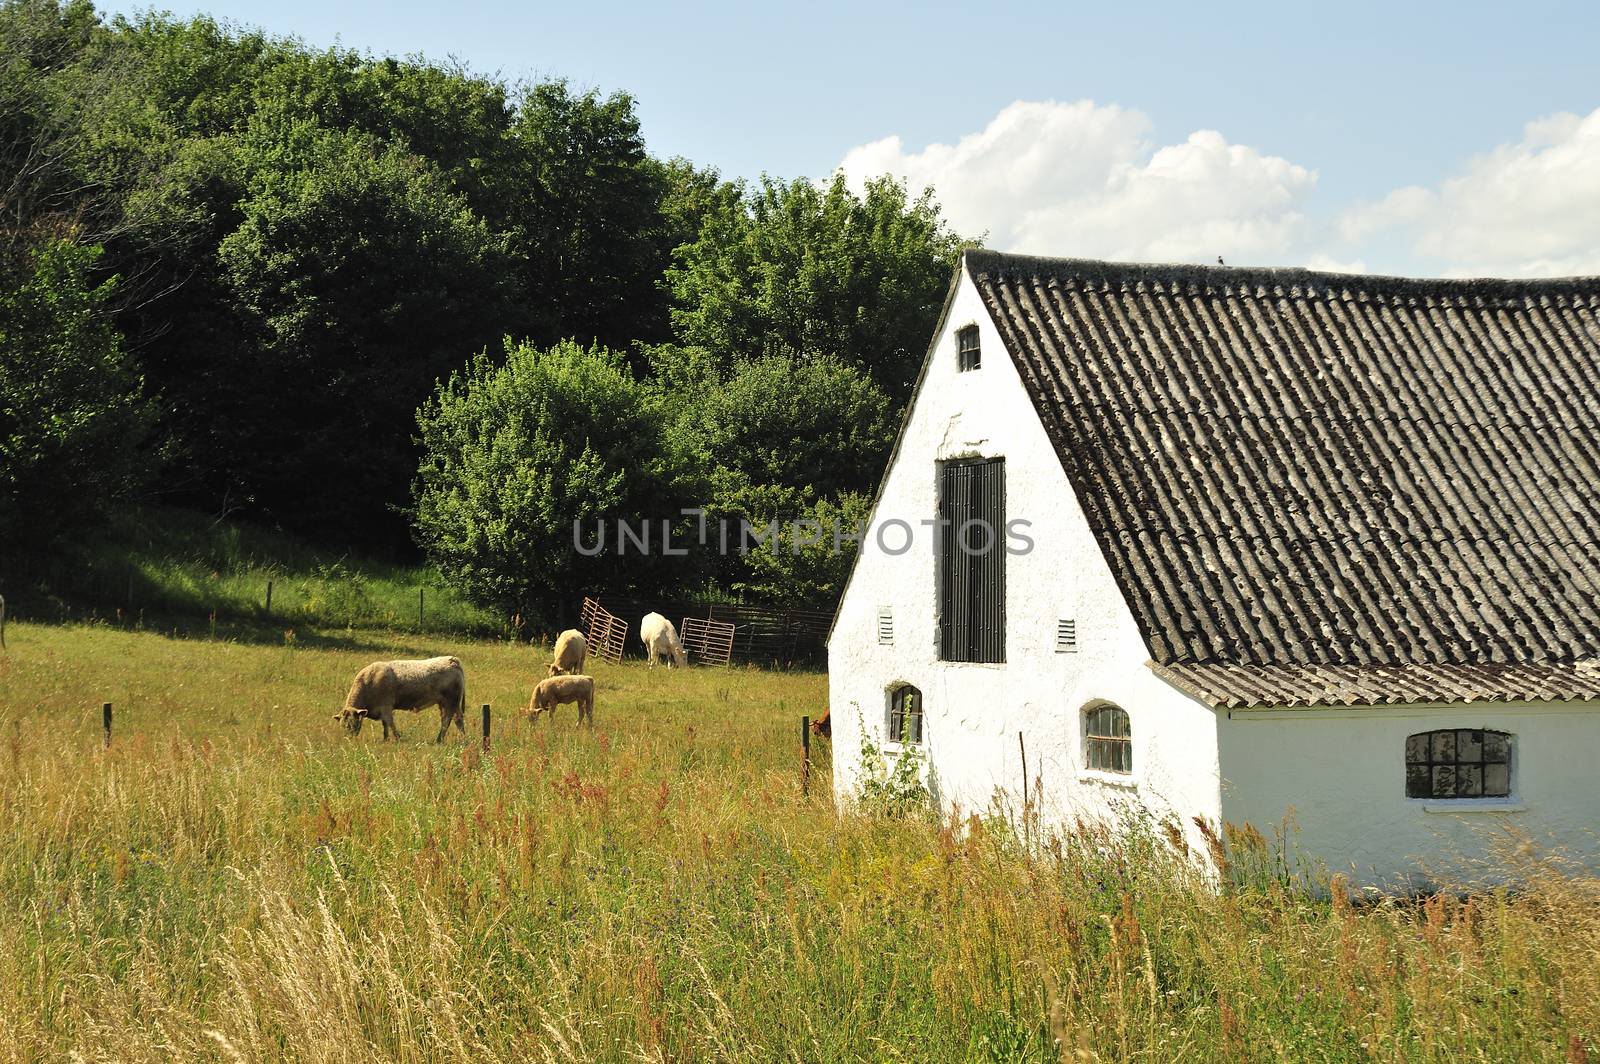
[
  {"left": 640, "top": 612, "right": 687, "bottom": 668},
  {"left": 0, "top": 593, "right": 6, "bottom": 650}
]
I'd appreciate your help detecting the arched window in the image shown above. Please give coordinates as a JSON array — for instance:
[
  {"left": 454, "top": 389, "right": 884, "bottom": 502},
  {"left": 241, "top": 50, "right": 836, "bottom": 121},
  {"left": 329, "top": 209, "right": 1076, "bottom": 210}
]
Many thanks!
[
  {"left": 1406, "top": 729, "right": 1511, "bottom": 798},
  {"left": 1084, "top": 704, "right": 1131, "bottom": 774},
  {"left": 887, "top": 685, "right": 923, "bottom": 745}
]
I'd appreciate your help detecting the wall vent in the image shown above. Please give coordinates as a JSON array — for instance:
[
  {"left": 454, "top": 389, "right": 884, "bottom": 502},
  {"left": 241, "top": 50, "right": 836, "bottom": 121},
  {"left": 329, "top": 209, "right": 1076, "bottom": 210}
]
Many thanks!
[
  {"left": 877, "top": 608, "right": 895, "bottom": 646},
  {"left": 1055, "top": 618, "right": 1078, "bottom": 653}
]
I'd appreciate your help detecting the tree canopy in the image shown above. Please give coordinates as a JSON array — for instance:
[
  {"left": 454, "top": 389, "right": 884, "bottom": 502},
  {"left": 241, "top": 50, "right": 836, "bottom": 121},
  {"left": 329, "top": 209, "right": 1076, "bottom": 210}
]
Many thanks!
[{"left": 0, "top": 0, "right": 970, "bottom": 615}]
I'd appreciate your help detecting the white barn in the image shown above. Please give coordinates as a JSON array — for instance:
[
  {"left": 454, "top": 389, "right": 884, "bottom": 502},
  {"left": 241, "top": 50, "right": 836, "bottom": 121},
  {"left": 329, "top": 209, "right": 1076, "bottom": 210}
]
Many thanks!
[{"left": 828, "top": 250, "right": 1600, "bottom": 890}]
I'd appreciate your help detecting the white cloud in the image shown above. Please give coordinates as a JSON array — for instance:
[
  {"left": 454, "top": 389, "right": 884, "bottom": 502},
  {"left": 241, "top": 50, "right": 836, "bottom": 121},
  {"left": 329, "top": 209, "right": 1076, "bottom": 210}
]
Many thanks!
[
  {"left": 838, "top": 100, "right": 1317, "bottom": 266},
  {"left": 1336, "top": 108, "right": 1600, "bottom": 277},
  {"left": 841, "top": 100, "right": 1600, "bottom": 279},
  {"left": 1302, "top": 253, "right": 1368, "bottom": 275}
]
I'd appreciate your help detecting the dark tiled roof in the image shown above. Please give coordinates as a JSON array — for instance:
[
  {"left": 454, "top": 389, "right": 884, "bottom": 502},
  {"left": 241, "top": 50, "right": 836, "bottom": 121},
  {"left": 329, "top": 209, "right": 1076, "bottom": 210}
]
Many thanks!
[
  {"left": 969, "top": 250, "right": 1600, "bottom": 674},
  {"left": 1154, "top": 661, "right": 1600, "bottom": 709}
]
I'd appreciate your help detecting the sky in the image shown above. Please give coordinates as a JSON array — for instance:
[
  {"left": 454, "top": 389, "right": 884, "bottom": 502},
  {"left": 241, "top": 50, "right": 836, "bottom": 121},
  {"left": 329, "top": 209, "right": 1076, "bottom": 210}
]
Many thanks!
[{"left": 96, "top": 0, "right": 1600, "bottom": 277}]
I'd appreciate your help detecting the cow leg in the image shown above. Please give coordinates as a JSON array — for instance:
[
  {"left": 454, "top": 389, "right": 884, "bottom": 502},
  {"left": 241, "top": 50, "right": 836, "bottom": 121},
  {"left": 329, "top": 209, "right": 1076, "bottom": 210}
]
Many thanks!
[
  {"left": 454, "top": 698, "right": 466, "bottom": 734},
  {"left": 382, "top": 708, "right": 400, "bottom": 742},
  {"left": 435, "top": 705, "right": 449, "bottom": 744}
]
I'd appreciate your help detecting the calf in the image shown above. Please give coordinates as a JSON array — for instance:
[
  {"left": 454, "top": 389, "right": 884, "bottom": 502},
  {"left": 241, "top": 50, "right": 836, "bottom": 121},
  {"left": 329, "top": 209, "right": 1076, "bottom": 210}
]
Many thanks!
[
  {"left": 527, "top": 673, "right": 595, "bottom": 725},
  {"left": 335, "top": 656, "right": 467, "bottom": 742}
]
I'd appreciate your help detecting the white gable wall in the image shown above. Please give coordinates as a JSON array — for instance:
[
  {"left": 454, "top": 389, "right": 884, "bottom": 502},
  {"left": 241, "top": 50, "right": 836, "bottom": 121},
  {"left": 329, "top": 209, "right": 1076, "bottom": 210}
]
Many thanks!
[
  {"left": 1218, "top": 701, "right": 1600, "bottom": 890},
  {"left": 828, "top": 268, "right": 1222, "bottom": 836}
]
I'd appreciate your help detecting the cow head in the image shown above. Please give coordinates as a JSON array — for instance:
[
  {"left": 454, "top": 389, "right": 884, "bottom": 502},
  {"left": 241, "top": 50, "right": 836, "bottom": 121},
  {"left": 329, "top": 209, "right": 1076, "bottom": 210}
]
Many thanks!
[
  {"left": 811, "top": 709, "right": 832, "bottom": 738},
  {"left": 547, "top": 663, "right": 567, "bottom": 677},
  {"left": 334, "top": 707, "right": 366, "bottom": 734}
]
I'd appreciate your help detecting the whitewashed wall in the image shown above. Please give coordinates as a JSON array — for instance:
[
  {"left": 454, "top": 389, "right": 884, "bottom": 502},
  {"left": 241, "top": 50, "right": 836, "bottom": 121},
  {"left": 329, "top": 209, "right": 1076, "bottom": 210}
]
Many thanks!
[
  {"left": 1218, "top": 701, "right": 1600, "bottom": 890},
  {"left": 827, "top": 267, "right": 1222, "bottom": 839}
]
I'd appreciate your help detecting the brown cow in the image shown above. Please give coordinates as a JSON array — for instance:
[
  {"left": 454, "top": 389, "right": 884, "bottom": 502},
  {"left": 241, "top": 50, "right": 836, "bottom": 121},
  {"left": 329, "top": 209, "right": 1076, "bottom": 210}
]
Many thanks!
[
  {"left": 811, "top": 707, "right": 831, "bottom": 738},
  {"left": 334, "top": 656, "right": 467, "bottom": 742}
]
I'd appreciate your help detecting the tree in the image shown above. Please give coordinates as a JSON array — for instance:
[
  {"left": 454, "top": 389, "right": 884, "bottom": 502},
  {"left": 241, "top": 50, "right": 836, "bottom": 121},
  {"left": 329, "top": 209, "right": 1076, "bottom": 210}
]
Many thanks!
[
  {"left": 666, "top": 352, "right": 894, "bottom": 504},
  {"left": 208, "top": 117, "right": 519, "bottom": 544},
  {"left": 660, "top": 352, "right": 895, "bottom": 606},
  {"left": 667, "top": 172, "right": 968, "bottom": 400},
  {"left": 413, "top": 339, "right": 688, "bottom": 619},
  {"left": 0, "top": 238, "right": 151, "bottom": 554},
  {"left": 505, "top": 81, "right": 673, "bottom": 350},
  {"left": 733, "top": 491, "right": 872, "bottom": 607}
]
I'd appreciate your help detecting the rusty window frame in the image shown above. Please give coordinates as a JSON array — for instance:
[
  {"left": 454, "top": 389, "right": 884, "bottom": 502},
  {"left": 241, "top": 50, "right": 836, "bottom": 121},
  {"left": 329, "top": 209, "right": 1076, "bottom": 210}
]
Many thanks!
[{"left": 1405, "top": 729, "right": 1511, "bottom": 799}]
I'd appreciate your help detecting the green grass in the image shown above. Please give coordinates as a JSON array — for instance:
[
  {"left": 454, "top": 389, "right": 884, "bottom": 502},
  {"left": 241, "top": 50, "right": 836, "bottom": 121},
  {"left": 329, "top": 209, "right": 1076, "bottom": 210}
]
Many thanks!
[
  {"left": 16, "top": 506, "right": 501, "bottom": 640},
  {"left": 1, "top": 622, "right": 1597, "bottom": 1061}
]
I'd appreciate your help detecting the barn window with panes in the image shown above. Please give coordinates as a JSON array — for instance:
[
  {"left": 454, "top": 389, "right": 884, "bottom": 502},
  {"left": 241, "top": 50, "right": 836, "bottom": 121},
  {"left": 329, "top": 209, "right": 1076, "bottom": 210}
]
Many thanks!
[
  {"left": 1084, "top": 704, "right": 1132, "bottom": 774},
  {"left": 1405, "top": 729, "right": 1511, "bottom": 799},
  {"left": 956, "top": 324, "right": 981, "bottom": 371},
  {"left": 887, "top": 685, "right": 923, "bottom": 745},
  {"left": 937, "top": 458, "right": 1006, "bottom": 662}
]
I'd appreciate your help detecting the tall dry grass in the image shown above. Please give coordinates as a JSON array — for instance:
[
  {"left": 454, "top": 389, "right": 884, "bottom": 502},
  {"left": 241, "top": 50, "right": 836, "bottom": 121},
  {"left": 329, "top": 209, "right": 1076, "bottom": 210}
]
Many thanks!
[{"left": 0, "top": 621, "right": 1596, "bottom": 1061}]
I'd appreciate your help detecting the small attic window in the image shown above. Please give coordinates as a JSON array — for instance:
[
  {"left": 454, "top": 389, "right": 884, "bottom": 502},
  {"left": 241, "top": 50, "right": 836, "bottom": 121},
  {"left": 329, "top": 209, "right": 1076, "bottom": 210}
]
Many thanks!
[{"left": 957, "top": 325, "right": 981, "bottom": 371}]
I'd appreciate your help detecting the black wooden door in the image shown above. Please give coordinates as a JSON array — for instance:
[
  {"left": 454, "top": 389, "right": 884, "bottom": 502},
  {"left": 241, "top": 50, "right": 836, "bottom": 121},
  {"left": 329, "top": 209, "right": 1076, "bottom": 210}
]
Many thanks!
[{"left": 938, "top": 458, "right": 1006, "bottom": 663}]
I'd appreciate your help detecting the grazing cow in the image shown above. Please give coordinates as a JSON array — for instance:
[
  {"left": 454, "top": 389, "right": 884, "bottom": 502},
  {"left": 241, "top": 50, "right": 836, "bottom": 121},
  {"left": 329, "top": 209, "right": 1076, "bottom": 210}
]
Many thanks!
[
  {"left": 547, "top": 628, "right": 587, "bottom": 676},
  {"left": 811, "top": 707, "right": 831, "bottom": 738},
  {"left": 640, "top": 612, "right": 687, "bottom": 668},
  {"left": 527, "top": 673, "right": 594, "bottom": 725},
  {"left": 334, "top": 656, "right": 466, "bottom": 742},
  {"left": 0, "top": 592, "right": 6, "bottom": 650}
]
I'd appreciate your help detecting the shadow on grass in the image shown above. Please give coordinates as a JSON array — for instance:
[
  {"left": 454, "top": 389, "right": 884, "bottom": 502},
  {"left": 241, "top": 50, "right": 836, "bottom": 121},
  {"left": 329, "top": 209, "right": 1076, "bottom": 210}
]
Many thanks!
[{"left": 5, "top": 599, "right": 492, "bottom": 654}]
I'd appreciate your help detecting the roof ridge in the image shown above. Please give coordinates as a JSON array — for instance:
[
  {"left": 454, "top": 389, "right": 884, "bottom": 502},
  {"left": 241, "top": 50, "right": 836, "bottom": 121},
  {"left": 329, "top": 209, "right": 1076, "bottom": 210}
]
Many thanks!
[{"left": 962, "top": 248, "right": 1600, "bottom": 301}]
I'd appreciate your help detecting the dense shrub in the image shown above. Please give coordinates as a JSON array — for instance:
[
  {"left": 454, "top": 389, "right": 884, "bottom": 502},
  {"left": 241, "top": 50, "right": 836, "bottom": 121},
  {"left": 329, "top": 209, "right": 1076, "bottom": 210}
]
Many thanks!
[
  {"left": 413, "top": 339, "right": 690, "bottom": 620},
  {"left": 0, "top": 238, "right": 151, "bottom": 556}
]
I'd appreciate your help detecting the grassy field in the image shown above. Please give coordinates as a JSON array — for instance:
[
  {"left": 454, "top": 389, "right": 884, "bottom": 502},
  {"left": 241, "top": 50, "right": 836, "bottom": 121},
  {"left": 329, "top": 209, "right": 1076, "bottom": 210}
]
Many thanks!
[
  {"left": 16, "top": 506, "right": 501, "bottom": 639},
  {"left": 1, "top": 623, "right": 1597, "bottom": 1062}
]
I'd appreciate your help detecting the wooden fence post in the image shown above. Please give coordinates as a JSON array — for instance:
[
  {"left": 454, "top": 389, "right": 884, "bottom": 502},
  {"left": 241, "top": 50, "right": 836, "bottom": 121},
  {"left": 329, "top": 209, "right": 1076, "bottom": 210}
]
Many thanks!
[
  {"left": 102, "top": 702, "right": 112, "bottom": 748},
  {"left": 1019, "top": 730, "right": 1029, "bottom": 847},
  {"left": 418, "top": 588, "right": 425, "bottom": 629},
  {"left": 265, "top": 579, "right": 273, "bottom": 614},
  {"left": 801, "top": 715, "right": 811, "bottom": 797},
  {"left": 482, "top": 703, "right": 491, "bottom": 752}
]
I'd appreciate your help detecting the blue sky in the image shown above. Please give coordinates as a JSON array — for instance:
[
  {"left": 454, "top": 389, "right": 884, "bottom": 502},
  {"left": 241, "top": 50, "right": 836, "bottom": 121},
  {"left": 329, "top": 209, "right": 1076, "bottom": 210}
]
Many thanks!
[{"left": 96, "top": 0, "right": 1600, "bottom": 276}]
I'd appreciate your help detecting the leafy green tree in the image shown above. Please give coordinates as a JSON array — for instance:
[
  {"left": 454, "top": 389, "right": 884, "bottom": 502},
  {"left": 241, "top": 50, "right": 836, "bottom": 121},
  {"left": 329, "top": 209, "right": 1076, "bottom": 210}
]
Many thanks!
[
  {"left": 734, "top": 491, "right": 872, "bottom": 607},
  {"left": 414, "top": 339, "right": 688, "bottom": 618},
  {"left": 505, "top": 81, "right": 672, "bottom": 349},
  {"left": 211, "top": 117, "right": 518, "bottom": 543},
  {"left": 0, "top": 238, "right": 151, "bottom": 553},
  {"left": 667, "top": 352, "right": 894, "bottom": 503},
  {"left": 667, "top": 173, "right": 968, "bottom": 399},
  {"left": 660, "top": 352, "right": 894, "bottom": 605}
]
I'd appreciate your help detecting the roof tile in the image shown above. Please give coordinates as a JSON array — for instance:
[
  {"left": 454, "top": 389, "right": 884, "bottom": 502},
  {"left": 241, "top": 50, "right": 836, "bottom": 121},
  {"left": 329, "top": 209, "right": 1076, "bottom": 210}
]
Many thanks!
[{"left": 969, "top": 251, "right": 1600, "bottom": 682}]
